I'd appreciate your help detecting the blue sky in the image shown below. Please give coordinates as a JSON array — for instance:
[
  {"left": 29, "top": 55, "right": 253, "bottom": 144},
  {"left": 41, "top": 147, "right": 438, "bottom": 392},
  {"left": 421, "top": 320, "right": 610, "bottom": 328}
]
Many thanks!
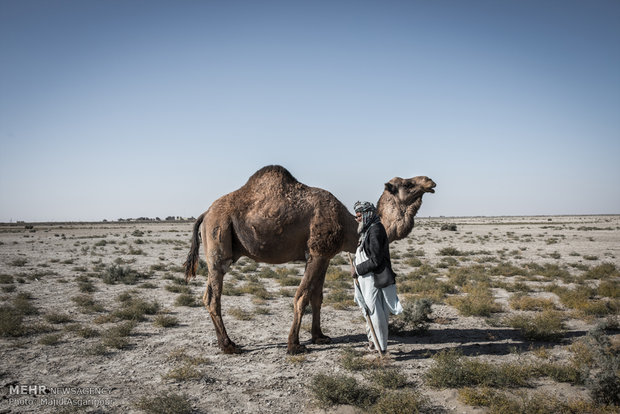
[{"left": 1, "top": 0, "right": 619, "bottom": 222}]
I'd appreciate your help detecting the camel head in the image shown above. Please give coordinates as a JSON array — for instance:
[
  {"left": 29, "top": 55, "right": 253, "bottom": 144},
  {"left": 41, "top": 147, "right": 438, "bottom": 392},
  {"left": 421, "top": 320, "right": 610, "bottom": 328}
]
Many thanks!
[
  {"left": 378, "top": 175, "right": 436, "bottom": 242},
  {"left": 384, "top": 176, "right": 436, "bottom": 205}
]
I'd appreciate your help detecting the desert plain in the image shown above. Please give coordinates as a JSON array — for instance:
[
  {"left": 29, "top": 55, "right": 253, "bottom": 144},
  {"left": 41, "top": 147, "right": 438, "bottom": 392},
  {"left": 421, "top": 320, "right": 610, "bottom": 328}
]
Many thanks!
[{"left": 1, "top": 215, "right": 619, "bottom": 413}]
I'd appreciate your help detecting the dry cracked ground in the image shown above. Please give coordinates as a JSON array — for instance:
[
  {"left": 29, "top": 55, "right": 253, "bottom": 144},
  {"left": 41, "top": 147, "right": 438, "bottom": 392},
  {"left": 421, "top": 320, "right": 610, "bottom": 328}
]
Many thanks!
[{"left": 1, "top": 216, "right": 619, "bottom": 413}]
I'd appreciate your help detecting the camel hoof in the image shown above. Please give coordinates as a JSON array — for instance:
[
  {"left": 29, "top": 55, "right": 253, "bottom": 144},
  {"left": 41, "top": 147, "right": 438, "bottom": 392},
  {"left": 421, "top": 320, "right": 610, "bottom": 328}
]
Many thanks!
[
  {"left": 287, "top": 344, "right": 307, "bottom": 355},
  {"left": 221, "top": 342, "right": 242, "bottom": 354},
  {"left": 311, "top": 335, "right": 332, "bottom": 345}
]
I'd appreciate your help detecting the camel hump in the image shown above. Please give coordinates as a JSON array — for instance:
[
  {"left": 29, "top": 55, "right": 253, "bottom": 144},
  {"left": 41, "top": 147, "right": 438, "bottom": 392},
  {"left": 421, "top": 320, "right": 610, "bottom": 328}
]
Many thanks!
[{"left": 246, "top": 165, "right": 299, "bottom": 185}]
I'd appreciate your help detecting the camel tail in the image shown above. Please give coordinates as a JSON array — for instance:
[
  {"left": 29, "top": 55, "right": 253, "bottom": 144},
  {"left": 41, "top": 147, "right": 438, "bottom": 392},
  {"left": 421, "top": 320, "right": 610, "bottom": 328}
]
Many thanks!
[{"left": 184, "top": 212, "right": 206, "bottom": 283}]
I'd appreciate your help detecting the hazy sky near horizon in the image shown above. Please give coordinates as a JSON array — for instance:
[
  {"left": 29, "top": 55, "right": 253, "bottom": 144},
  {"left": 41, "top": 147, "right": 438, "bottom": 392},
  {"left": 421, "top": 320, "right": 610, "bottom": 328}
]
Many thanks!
[{"left": 1, "top": 0, "right": 619, "bottom": 222}]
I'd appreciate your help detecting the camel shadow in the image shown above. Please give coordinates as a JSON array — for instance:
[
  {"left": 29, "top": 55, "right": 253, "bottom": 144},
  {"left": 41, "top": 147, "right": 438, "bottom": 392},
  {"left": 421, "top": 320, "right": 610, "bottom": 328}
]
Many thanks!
[
  {"left": 215, "top": 327, "right": 590, "bottom": 357},
  {"left": 328, "top": 327, "right": 589, "bottom": 360}
]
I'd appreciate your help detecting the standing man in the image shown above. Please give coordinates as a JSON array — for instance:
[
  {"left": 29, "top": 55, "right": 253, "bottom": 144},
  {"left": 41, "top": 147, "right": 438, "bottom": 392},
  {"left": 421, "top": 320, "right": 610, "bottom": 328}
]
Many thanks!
[{"left": 351, "top": 201, "right": 403, "bottom": 352}]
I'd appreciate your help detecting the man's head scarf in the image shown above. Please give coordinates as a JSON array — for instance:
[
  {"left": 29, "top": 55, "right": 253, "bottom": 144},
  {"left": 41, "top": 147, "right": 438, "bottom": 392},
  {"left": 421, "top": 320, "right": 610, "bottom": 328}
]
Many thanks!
[{"left": 354, "top": 201, "right": 381, "bottom": 235}]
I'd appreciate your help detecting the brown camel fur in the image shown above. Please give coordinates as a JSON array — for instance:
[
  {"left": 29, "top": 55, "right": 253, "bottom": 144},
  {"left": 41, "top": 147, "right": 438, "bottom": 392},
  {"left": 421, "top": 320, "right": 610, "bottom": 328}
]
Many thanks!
[{"left": 184, "top": 165, "right": 436, "bottom": 354}]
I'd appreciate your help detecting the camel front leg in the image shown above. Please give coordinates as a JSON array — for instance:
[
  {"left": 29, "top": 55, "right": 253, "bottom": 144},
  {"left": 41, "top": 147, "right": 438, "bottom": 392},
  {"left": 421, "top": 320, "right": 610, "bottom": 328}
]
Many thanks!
[
  {"left": 288, "top": 256, "right": 329, "bottom": 353},
  {"left": 310, "top": 269, "right": 331, "bottom": 345}
]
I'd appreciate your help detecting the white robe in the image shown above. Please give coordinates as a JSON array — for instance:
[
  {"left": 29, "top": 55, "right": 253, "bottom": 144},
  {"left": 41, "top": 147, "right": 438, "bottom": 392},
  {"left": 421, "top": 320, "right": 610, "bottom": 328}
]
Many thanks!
[{"left": 354, "top": 243, "right": 403, "bottom": 351}]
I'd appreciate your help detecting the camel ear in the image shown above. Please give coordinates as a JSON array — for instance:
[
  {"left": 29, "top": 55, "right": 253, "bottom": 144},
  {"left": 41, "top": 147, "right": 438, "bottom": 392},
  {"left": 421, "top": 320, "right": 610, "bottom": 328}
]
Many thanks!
[{"left": 385, "top": 182, "right": 398, "bottom": 194}]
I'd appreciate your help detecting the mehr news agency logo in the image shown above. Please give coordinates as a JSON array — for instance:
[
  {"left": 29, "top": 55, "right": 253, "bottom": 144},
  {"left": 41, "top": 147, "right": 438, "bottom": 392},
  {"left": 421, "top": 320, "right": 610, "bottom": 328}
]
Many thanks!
[{"left": 6, "top": 384, "right": 114, "bottom": 408}]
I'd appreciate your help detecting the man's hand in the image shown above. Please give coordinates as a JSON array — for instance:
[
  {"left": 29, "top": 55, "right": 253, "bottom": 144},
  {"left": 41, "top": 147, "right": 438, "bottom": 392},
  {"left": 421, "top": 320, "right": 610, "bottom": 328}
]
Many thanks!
[{"left": 350, "top": 264, "right": 357, "bottom": 278}]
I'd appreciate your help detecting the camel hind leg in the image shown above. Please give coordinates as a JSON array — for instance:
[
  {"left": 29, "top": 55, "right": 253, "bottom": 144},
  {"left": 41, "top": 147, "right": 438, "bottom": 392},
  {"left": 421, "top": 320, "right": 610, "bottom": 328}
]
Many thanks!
[
  {"left": 288, "top": 255, "right": 330, "bottom": 354},
  {"left": 201, "top": 220, "right": 240, "bottom": 354}
]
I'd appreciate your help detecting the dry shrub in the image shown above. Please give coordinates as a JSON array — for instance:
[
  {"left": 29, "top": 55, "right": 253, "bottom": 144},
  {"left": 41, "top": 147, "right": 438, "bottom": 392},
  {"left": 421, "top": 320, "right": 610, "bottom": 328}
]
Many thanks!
[
  {"left": 165, "top": 284, "right": 192, "bottom": 294},
  {"left": 439, "top": 247, "right": 465, "bottom": 256},
  {"left": 174, "top": 293, "right": 199, "bottom": 307},
  {"left": 44, "top": 312, "right": 73, "bottom": 324},
  {"left": 398, "top": 275, "right": 455, "bottom": 302},
  {"left": 154, "top": 314, "right": 179, "bottom": 328},
  {"left": 425, "top": 349, "right": 531, "bottom": 388},
  {"left": 598, "top": 280, "right": 620, "bottom": 298},
  {"left": 458, "top": 388, "right": 604, "bottom": 414},
  {"left": 584, "top": 262, "right": 619, "bottom": 279},
  {"left": 71, "top": 294, "right": 105, "bottom": 313},
  {"left": 325, "top": 288, "right": 354, "bottom": 310},
  {"left": 113, "top": 295, "right": 160, "bottom": 321},
  {"left": 447, "top": 265, "right": 489, "bottom": 286},
  {"left": 101, "top": 320, "right": 136, "bottom": 350},
  {"left": 311, "top": 373, "right": 380, "bottom": 408},
  {"left": 277, "top": 276, "right": 299, "bottom": 287},
  {"left": 162, "top": 348, "right": 209, "bottom": 382},
  {"left": 64, "top": 323, "right": 99, "bottom": 338},
  {"left": 509, "top": 293, "right": 556, "bottom": 311},
  {"left": 135, "top": 392, "right": 192, "bottom": 414},
  {"left": 448, "top": 283, "right": 502, "bottom": 317},
  {"left": 365, "top": 368, "right": 408, "bottom": 389},
  {"left": 504, "top": 310, "right": 566, "bottom": 341},
  {"left": 228, "top": 306, "right": 253, "bottom": 320},
  {"left": 0, "top": 274, "right": 14, "bottom": 284},
  {"left": 390, "top": 298, "right": 432, "bottom": 334},
  {"left": 550, "top": 285, "right": 617, "bottom": 316},
  {"left": 489, "top": 262, "right": 527, "bottom": 277},
  {"left": 162, "top": 364, "right": 203, "bottom": 381},
  {"left": 0, "top": 306, "right": 24, "bottom": 337},
  {"left": 39, "top": 333, "right": 63, "bottom": 346},
  {"left": 573, "top": 326, "right": 620, "bottom": 406},
  {"left": 100, "top": 264, "right": 150, "bottom": 285},
  {"left": 340, "top": 347, "right": 382, "bottom": 371},
  {"left": 325, "top": 266, "right": 350, "bottom": 290},
  {"left": 13, "top": 292, "right": 38, "bottom": 316},
  {"left": 240, "top": 277, "right": 272, "bottom": 300},
  {"left": 370, "top": 390, "right": 428, "bottom": 414}
]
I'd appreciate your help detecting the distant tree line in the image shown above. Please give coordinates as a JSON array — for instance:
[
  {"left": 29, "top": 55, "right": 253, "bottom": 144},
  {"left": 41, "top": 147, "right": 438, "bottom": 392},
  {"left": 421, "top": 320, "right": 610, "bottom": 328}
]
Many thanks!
[{"left": 116, "top": 216, "right": 195, "bottom": 222}]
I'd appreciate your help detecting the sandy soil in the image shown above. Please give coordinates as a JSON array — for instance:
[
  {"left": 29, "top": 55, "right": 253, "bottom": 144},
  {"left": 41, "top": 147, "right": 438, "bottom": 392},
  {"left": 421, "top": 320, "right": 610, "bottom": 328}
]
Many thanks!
[{"left": 0, "top": 215, "right": 618, "bottom": 413}]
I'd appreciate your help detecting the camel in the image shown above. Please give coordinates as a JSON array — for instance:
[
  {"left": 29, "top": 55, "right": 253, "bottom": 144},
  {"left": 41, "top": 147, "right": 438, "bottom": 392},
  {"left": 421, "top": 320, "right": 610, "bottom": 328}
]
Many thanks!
[{"left": 184, "top": 165, "right": 436, "bottom": 354}]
